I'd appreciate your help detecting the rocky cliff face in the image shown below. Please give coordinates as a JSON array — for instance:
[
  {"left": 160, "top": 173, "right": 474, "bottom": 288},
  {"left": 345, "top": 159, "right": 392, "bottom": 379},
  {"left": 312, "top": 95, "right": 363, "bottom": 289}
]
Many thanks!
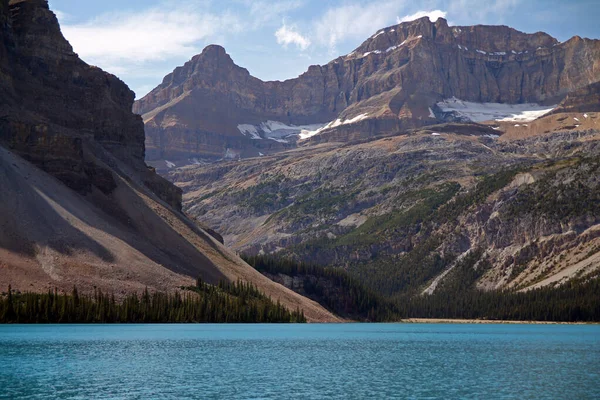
[
  {"left": 0, "top": 0, "right": 337, "bottom": 322},
  {"left": 551, "top": 82, "right": 600, "bottom": 114},
  {"left": 1, "top": 0, "right": 179, "bottom": 207},
  {"left": 135, "top": 17, "right": 600, "bottom": 163}
]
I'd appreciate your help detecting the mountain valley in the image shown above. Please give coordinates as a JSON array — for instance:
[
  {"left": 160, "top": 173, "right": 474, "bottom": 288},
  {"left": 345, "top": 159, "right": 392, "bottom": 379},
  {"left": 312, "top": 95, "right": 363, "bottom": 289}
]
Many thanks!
[{"left": 142, "top": 17, "right": 600, "bottom": 301}]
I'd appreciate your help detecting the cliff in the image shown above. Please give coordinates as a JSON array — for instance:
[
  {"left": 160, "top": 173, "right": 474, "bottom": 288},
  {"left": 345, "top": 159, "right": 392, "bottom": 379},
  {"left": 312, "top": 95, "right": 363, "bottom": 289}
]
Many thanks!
[{"left": 135, "top": 17, "right": 600, "bottom": 163}]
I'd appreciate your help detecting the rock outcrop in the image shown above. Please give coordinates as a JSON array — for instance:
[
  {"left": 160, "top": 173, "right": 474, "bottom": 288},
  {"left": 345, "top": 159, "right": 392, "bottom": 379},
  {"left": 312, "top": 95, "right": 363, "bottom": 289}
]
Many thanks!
[
  {"left": 0, "top": 0, "right": 338, "bottom": 322},
  {"left": 551, "top": 81, "right": 600, "bottom": 114},
  {"left": 135, "top": 17, "right": 600, "bottom": 162}
]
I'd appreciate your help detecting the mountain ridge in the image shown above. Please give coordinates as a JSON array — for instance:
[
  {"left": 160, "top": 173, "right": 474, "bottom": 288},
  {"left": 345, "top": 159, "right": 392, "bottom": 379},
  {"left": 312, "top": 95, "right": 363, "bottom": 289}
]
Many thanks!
[{"left": 134, "top": 17, "right": 600, "bottom": 166}]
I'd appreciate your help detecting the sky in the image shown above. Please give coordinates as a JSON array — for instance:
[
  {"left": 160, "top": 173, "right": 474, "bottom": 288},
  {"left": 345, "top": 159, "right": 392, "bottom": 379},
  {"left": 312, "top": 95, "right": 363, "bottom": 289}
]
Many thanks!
[{"left": 48, "top": 0, "right": 600, "bottom": 99}]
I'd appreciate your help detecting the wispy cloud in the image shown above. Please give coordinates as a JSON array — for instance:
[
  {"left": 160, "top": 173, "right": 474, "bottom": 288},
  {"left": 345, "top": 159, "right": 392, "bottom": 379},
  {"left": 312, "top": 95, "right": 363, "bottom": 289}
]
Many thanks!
[
  {"left": 61, "top": 5, "right": 242, "bottom": 65},
  {"left": 312, "top": 0, "right": 409, "bottom": 53},
  {"left": 397, "top": 10, "right": 447, "bottom": 24},
  {"left": 275, "top": 23, "right": 311, "bottom": 50},
  {"left": 243, "top": 0, "right": 306, "bottom": 28}
]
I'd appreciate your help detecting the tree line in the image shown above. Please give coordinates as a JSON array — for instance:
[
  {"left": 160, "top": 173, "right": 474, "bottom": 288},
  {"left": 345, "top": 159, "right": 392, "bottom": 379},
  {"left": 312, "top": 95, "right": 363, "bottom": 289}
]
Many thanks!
[
  {"left": 243, "top": 254, "right": 401, "bottom": 322},
  {"left": 396, "top": 275, "right": 600, "bottom": 322},
  {"left": 0, "top": 279, "right": 306, "bottom": 324}
]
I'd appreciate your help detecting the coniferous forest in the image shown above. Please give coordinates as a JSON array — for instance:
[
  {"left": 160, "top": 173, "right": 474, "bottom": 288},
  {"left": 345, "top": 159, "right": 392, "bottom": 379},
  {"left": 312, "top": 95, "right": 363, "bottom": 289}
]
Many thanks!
[
  {"left": 245, "top": 255, "right": 600, "bottom": 322},
  {"left": 395, "top": 276, "right": 600, "bottom": 322},
  {"left": 244, "top": 254, "right": 401, "bottom": 322},
  {"left": 0, "top": 280, "right": 306, "bottom": 324}
]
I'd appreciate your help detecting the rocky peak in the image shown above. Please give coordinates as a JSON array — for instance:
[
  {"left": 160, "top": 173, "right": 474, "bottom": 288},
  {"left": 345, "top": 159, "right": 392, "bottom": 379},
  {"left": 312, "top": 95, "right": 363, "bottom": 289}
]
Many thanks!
[
  {"left": 134, "top": 44, "right": 251, "bottom": 117},
  {"left": 353, "top": 17, "right": 558, "bottom": 57},
  {"left": 0, "top": 0, "right": 181, "bottom": 209},
  {"left": 8, "top": 0, "right": 75, "bottom": 60},
  {"left": 171, "top": 44, "right": 239, "bottom": 85},
  {"left": 135, "top": 17, "right": 600, "bottom": 163}
]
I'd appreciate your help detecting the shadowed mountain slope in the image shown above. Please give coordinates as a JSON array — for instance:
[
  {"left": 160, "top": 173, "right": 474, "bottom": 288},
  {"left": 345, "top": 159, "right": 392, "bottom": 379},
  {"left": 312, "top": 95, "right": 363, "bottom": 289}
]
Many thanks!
[{"left": 0, "top": 0, "right": 337, "bottom": 322}]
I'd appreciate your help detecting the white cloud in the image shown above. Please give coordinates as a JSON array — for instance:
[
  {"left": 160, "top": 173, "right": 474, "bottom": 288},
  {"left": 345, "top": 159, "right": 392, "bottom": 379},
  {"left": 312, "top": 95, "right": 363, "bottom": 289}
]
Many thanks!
[
  {"left": 312, "top": 0, "right": 409, "bottom": 53},
  {"left": 275, "top": 23, "right": 311, "bottom": 50},
  {"left": 61, "top": 6, "right": 242, "bottom": 65},
  {"left": 397, "top": 10, "right": 447, "bottom": 24},
  {"left": 244, "top": 0, "right": 306, "bottom": 28}
]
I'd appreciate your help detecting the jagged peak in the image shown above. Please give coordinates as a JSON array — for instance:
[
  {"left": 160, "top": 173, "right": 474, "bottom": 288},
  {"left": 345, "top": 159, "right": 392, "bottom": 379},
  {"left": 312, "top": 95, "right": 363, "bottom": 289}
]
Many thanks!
[
  {"left": 350, "top": 17, "right": 564, "bottom": 58},
  {"left": 196, "top": 44, "right": 229, "bottom": 58}
]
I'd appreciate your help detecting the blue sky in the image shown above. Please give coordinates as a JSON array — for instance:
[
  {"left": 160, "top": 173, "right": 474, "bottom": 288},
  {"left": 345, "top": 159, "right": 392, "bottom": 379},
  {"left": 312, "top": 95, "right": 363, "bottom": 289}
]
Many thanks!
[{"left": 48, "top": 0, "right": 599, "bottom": 99}]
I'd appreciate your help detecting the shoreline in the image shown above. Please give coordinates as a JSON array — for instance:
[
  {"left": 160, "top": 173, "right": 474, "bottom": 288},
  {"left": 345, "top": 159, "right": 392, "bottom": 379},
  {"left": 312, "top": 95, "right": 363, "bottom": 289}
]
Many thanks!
[{"left": 401, "top": 318, "right": 596, "bottom": 325}]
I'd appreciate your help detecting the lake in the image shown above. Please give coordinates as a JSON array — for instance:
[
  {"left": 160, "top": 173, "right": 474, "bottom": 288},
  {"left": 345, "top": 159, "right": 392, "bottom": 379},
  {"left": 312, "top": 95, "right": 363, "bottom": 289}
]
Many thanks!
[{"left": 0, "top": 324, "right": 599, "bottom": 399}]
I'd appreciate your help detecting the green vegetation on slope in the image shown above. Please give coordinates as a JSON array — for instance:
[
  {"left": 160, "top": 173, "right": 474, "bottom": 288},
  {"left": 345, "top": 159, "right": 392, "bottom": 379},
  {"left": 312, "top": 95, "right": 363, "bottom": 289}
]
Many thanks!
[
  {"left": 397, "top": 274, "right": 600, "bottom": 322},
  {"left": 243, "top": 255, "right": 401, "bottom": 322},
  {"left": 507, "top": 157, "right": 600, "bottom": 222},
  {"left": 0, "top": 281, "right": 306, "bottom": 324}
]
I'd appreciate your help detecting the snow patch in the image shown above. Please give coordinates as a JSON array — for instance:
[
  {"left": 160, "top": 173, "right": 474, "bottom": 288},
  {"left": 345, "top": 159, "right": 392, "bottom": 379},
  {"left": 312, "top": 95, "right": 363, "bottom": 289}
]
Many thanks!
[
  {"left": 237, "top": 121, "right": 326, "bottom": 142},
  {"left": 372, "top": 31, "right": 385, "bottom": 39},
  {"left": 431, "top": 133, "right": 441, "bottom": 136},
  {"left": 165, "top": 160, "right": 176, "bottom": 169},
  {"left": 362, "top": 50, "right": 382, "bottom": 57},
  {"left": 574, "top": 117, "right": 580, "bottom": 122},
  {"left": 484, "top": 134, "right": 500, "bottom": 139},
  {"left": 584, "top": 114, "right": 589, "bottom": 119},
  {"left": 237, "top": 124, "right": 261, "bottom": 140},
  {"left": 437, "top": 97, "right": 556, "bottom": 123},
  {"left": 300, "top": 113, "right": 370, "bottom": 140},
  {"left": 476, "top": 49, "right": 487, "bottom": 55},
  {"left": 428, "top": 107, "right": 436, "bottom": 118},
  {"left": 223, "top": 148, "right": 238, "bottom": 160}
]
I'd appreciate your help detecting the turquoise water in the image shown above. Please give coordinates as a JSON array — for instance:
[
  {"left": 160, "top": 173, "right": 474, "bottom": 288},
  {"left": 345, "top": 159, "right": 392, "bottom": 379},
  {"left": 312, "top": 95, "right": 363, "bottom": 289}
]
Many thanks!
[{"left": 0, "top": 324, "right": 599, "bottom": 399}]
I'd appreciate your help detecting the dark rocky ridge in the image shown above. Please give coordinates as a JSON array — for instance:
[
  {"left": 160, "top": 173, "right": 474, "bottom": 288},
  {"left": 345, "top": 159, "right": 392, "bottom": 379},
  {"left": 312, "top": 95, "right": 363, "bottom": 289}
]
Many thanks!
[
  {"left": 135, "top": 17, "right": 600, "bottom": 162},
  {"left": 1, "top": 0, "right": 180, "bottom": 208}
]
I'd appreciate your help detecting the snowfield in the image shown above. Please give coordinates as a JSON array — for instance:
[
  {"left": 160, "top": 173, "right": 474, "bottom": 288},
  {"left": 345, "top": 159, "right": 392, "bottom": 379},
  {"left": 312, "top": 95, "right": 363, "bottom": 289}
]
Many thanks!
[
  {"left": 237, "top": 121, "right": 326, "bottom": 142},
  {"left": 437, "top": 97, "right": 556, "bottom": 123},
  {"left": 299, "top": 114, "right": 370, "bottom": 140}
]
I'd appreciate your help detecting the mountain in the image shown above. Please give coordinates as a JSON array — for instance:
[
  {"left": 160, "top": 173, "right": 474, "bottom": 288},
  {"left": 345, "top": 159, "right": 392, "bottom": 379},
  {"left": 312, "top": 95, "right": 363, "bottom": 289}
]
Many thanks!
[
  {"left": 147, "top": 19, "right": 600, "bottom": 298},
  {"left": 170, "top": 120, "right": 600, "bottom": 297},
  {"left": 134, "top": 17, "right": 600, "bottom": 168},
  {"left": 0, "top": 0, "right": 337, "bottom": 322}
]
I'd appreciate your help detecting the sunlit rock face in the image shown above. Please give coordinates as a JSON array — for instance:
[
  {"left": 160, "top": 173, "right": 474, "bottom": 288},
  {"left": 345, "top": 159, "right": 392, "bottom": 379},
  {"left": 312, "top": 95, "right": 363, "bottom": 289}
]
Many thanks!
[{"left": 134, "top": 17, "right": 600, "bottom": 164}]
